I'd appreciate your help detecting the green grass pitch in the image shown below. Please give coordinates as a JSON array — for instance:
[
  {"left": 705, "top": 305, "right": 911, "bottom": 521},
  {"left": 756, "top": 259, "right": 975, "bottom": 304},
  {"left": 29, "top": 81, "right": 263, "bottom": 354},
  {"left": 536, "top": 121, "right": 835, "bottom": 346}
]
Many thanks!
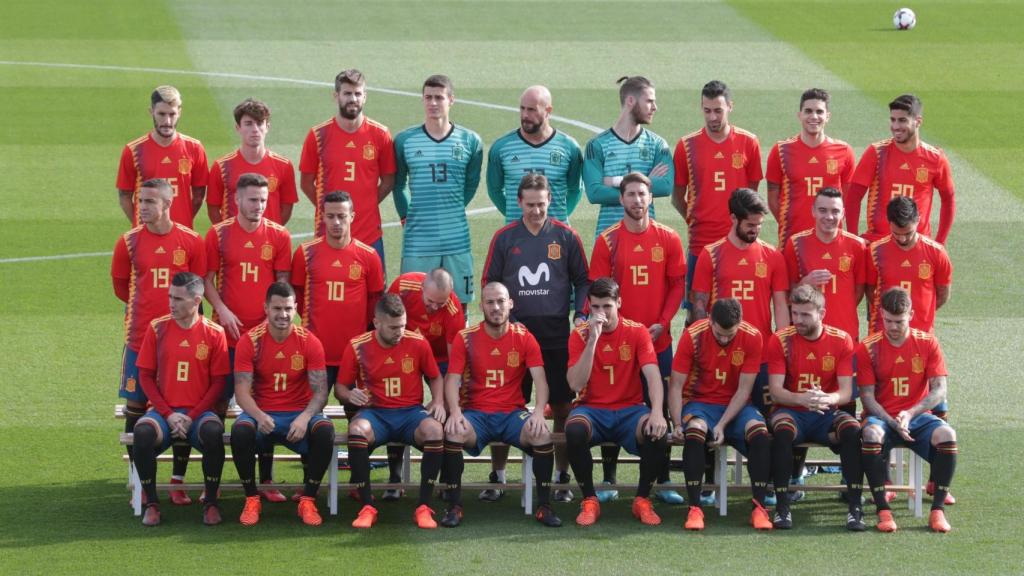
[{"left": 1, "top": 1, "right": 1022, "bottom": 574}]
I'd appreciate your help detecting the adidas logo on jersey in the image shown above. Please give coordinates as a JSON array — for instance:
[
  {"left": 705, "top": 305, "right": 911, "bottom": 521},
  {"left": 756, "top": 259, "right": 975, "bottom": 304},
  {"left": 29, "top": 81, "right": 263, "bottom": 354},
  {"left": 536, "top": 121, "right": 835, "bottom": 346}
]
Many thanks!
[
  {"left": 332, "top": 260, "right": 343, "bottom": 268},
  {"left": 718, "top": 350, "right": 727, "bottom": 356},
  {"left": 415, "top": 150, "right": 424, "bottom": 157},
  {"left": 511, "top": 155, "right": 520, "bottom": 162},
  {"left": 491, "top": 348, "right": 501, "bottom": 356},
  {"left": 162, "top": 156, "right": 172, "bottom": 164},
  {"left": 895, "top": 356, "right": 905, "bottom": 364},
  {"left": 808, "top": 156, "right": 819, "bottom": 164},
  {"left": 602, "top": 344, "right": 613, "bottom": 352},
  {"left": 822, "top": 253, "right": 832, "bottom": 260},
  {"left": 900, "top": 163, "right": 910, "bottom": 170},
  {"left": 244, "top": 241, "right": 255, "bottom": 248},
  {"left": 346, "top": 141, "right": 355, "bottom": 148},
  {"left": 385, "top": 357, "right": 395, "bottom": 364},
  {"left": 738, "top": 258, "right": 749, "bottom": 265},
  {"left": 155, "top": 246, "right": 166, "bottom": 254},
  {"left": 901, "top": 260, "right": 912, "bottom": 267},
  {"left": 714, "top": 152, "right": 724, "bottom": 160},
  {"left": 633, "top": 245, "right": 644, "bottom": 252},
  {"left": 275, "top": 351, "right": 286, "bottom": 359},
  {"left": 179, "top": 339, "right": 190, "bottom": 348},
  {"left": 807, "top": 352, "right": 816, "bottom": 360},
  {"left": 606, "top": 151, "right": 616, "bottom": 158}
]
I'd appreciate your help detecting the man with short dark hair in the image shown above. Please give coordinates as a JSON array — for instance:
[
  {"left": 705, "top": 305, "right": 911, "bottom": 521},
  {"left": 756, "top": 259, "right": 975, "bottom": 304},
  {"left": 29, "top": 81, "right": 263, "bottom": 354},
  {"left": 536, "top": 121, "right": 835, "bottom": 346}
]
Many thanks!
[
  {"left": 857, "top": 287, "right": 958, "bottom": 533},
  {"left": 336, "top": 294, "right": 446, "bottom": 529},
  {"left": 231, "top": 282, "right": 334, "bottom": 527},
  {"left": 846, "top": 94, "right": 955, "bottom": 245},
  {"left": 565, "top": 277, "right": 668, "bottom": 527},
  {"left": 133, "top": 272, "right": 229, "bottom": 526}
]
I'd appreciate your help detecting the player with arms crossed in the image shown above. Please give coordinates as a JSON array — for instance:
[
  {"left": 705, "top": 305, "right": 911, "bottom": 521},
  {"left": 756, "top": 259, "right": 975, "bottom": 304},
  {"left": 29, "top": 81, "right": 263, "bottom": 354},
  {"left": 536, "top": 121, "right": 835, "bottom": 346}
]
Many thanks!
[
  {"left": 112, "top": 179, "right": 206, "bottom": 504},
  {"left": 673, "top": 80, "right": 763, "bottom": 315},
  {"left": 846, "top": 94, "right": 955, "bottom": 245},
  {"left": 765, "top": 285, "right": 864, "bottom": 531},
  {"left": 133, "top": 272, "right": 228, "bottom": 526},
  {"left": 231, "top": 282, "right": 334, "bottom": 527},
  {"left": 439, "top": 282, "right": 562, "bottom": 528},
  {"left": 336, "top": 294, "right": 446, "bottom": 529},
  {"left": 589, "top": 172, "right": 686, "bottom": 504},
  {"left": 668, "top": 298, "right": 772, "bottom": 531},
  {"left": 394, "top": 74, "right": 483, "bottom": 308},
  {"left": 583, "top": 76, "right": 673, "bottom": 239},
  {"left": 207, "top": 99, "right": 298, "bottom": 225},
  {"left": 300, "top": 69, "right": 396, "bottom": 262},
  {"left": 857, "top": 287, "right": 958, "bottom": 533},
  {"left": 488, "top": 85, "right": 583, "bottom": 224},
  {"left": 766, "top": 88, "right": 855, "bottom": 247},
  {"left": 565, "top": 277, "right": 669, "bottom": 527},
  {"left": 117, "top": 86, "right": 208, "bottom": 229},
  {"left": 482, "top": 173, "right": 590, "bottom": 502}
]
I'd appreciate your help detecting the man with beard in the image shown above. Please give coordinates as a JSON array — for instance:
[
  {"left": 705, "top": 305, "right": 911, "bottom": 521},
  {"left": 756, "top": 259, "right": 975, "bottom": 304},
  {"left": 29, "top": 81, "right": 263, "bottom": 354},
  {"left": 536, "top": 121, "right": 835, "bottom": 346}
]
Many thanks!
[
  {"left": 117, "top": 85, "right": 209, "bottom": 229},
  {"left": 672, "top": 80, "right": 763, "bottom": 318},
  {"left": 207, "top": 99, "right": 298, "bottom": 225},
  {"left": 439, "top": 282, "right": 562, "bottom": 528},
  {"left": 589, "top": 172, "right": 686, "bottom": 504},
  {"left": 300, "top": 69, "right": 396, "bottom": 264},
  {"left": 487, "top": 85, "right": 584, "bottom": 224},
  {"left": 846, "top": 94, "right": 956, "bottom": 245},
  {"left": 765, "top": 285, "right": 864, "bottom": 531},
  {"left": 582, "top": 76, "right": 673, "bottom": 239},
  {"left": 691, "top": 188, "right": 789, "bottom": 417}
]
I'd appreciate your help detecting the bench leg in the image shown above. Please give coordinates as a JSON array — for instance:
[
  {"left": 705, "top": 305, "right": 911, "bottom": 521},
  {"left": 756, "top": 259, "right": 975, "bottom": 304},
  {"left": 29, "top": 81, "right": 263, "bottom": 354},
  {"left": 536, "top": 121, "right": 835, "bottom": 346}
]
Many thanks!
[
  {"left": 130, "top": 461, "right": 142, "bottom": 516},
  {"left": 717, "top": 446, "right": 728, "bottom": 516},
  {"left": 401, "top": 445, "right": 412, "bottom": 483},
  {"left": 522, "top": 453, "right": 533, "bottom": 515},
  {"left": 911, "top": 451, "right": 924, "bottom": 517},
  {"left": 893, "top": 448, "right": 905, "bottom": 490},
  {"left": 329, "top": 449, "right": 339, "bottom": 516}
]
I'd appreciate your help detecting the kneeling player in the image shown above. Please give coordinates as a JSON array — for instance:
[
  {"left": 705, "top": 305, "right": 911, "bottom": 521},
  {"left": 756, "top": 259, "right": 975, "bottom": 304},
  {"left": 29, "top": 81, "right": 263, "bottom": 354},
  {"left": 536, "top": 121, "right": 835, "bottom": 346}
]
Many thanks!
[
  {"left": 440, "top": 282, "right": 561, "bottom": 527},
  {"left": 231, "top": 282, "right": 334, "bottom": 526},
  {"left": 336, "top": 294, "right": 447, "bottom": 529},
  {"left": 564, "top": 277, "right": 668, "bottom": 526},
  {"left": 133, "top": 272, "right": 228, "bottom": 526},
  {"left": 858, "top": 287, "right": 957, "bottom": 533},
  {"left": 766, "top": 285, "right": 864, "bottom": 530},
  {"left": 669, "top": 298, "right": 772, "bottom": 531}
]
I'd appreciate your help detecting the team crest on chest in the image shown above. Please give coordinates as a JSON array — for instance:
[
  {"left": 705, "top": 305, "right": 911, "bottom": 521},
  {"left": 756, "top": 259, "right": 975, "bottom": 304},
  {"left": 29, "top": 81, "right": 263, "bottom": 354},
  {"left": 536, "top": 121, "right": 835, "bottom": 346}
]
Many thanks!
[
  {"left": 731, "top": 350, "right": 745, "bottom": 366},
  {"left": 755, "top": 261, "right": 768, "bottom": 278},
  {"left": 173, "top": 248, "right": 187, "bottom": 266},
  {"left": 822, "top": 354, "right": 835, "bottom": 372},
  {"left": 911, "top": 356, "right": 924, "bottom": 374},
  {"left": 291, "top": 353, "right": 305, "bottom": 371},
  {"left": 549, "top": 151, "right": 563, "bottom": 166},
  {"left": 363, "top": 144, "right": 376, "bottom": 161},
  {"left": 619, "top": 344, "right": 632, "bottom": 362},
  {"left": 178, "top": 158, "right": 192, "bottom": 174},
  {"left": 507, "top": 350, "right": 520, "bottom": 368},
  {"left": 451, "top": 144, "right": 465, "bottom": 161},
  {"left": 196, "top": 343, "right": 209, "bottom": 360},
  {"left": 732, "top": 153, "right": 745, "bottom": 169},
  {"left": 915, "top": 167, "right": 929, "bottom": 184},
  {"left": 349, "top": 263, "right": 363, "bottom": 280},
  {"left": 401, "top": 357, "right": 415, "bottom": 374},
  {"left": 651, "top": 246, "right": 664, "bottom": 263},
  {"left": 918, "top": 262, "right": 933, "bottom": 280},
  {"left": 826, "top": 158, "right": 839, "bottom": 175},
  {"left": 267, "top": 176, "right": 279, "bottom": 193},
  {"left": 838, "top": 255, "right": 852, "bottom": 273},
  {"left": 547, "top": 242, "right": 561, "bottom": 260},
  {"left": 429, "top": 323, "right": 442, "bottom": 336},
  {"left": 639, "top": 147, "right": 652, "bottom": 161},
  {"left": 260, "top": 243, "right": 274, "bottom": 261}
]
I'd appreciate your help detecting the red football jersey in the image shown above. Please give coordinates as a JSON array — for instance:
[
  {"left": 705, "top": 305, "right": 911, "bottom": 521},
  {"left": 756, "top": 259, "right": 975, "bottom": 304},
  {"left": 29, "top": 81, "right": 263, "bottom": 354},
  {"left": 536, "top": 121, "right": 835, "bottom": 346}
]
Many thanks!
[
  {"left": 673, "top": 127, "right": 763, "bottom": 255},
  {"left": 672, "top": 319, "right": 762, "bottom": 407},
  {"left": 784, "top": 230, "right": 867, "bottom": 340},
  {"left": 692, "top": 238, "right": 788, "bottom": 346},
  {"left": 205, "top": 218, "right": 292, "bottom": 346},
  {"left": 136, "top": 315, "right": 230, "bottom": 415},
  {"left": 299, "top": 117, "right": 397, "bottom": 243},
  {"left": 866, "top": 235, "right": 952, "bottom": 333},
  {"left": 234, "top": 323, "right": 326, "bottom": 412},
  {"left": 207, "top": 149, "right": 298, "bottom": 224},
  {"left": 116, "top": 132, "right": 209, "bottom": 229},
  {"left": 765, "top": 325, "right": 854, "bottom": 412},
  {"left": 849, "top": 139, "right": 955, "bottom": 244},
  {"left": 590, "top": 220, "right": 687, "bottom": 352},
  {"left": 291, "top": 237, "right": 384, "bottom": 366},
  {"left": 856, "top": 329, "right": 947, "bottom": 414},
  {"left": 569, "top": 318, "right": 657, "bottom": 410},
  {"left": 337, "top": 330, "right": 440, "bottom": 409},
  {"left": 765, "top": 135, "right": 855, "bottom": 246},
  {"left": 389, "top": 272, "right": 465, "bottom": 364},
  {"left": 111, "top": 224, "right": 207, "bottom": 350},
  {"left": 448, "top": 322, "right": 544, "bottom": 413}
]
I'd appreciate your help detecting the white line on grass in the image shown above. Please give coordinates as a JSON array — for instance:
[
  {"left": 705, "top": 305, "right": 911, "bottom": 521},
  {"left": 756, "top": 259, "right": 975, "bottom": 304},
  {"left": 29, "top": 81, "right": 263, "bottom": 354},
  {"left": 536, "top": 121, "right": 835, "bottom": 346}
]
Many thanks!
[{"left": 0, "top": 59, "right": 601, "bottom": 265}]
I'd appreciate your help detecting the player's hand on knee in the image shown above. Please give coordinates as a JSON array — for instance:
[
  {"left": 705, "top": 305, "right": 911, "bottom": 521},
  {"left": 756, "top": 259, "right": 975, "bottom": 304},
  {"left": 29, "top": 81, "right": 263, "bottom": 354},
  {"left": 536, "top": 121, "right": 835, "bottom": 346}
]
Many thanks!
[
  {"left": 349, "top": 388, "right": 369, "bottom": 407},
  {"left": 257, "top": 413, "right": 275, "bottom": 434},
  {"left": 427, "top": 400, "right": 446, "bottom": 423},
  {"left": 525, "top": 413, "right": 547, "bottom": 437},
  {"left": 286, "top": 414, "right": 310, "bottom": 443},
  {"left": 645, "top": 413, "right": 668, "bottom": 438},
  {"left": 709, "top": 425, "right": 725, "bottom": 447},
  {"left": 445, "top": 412, "right": 468, "bottom": 436}
]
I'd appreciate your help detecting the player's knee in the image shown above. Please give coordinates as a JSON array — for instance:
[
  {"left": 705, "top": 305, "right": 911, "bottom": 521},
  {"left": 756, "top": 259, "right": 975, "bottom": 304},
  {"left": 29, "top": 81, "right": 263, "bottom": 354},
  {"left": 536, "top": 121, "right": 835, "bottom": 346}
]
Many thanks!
[
  {"left": 310, "top": 420, "right": 335, "bottom": 445},
  {"left": 419, "top": 418, "right": 443, "bottom": 441},
  {"left": 835, "top": 415, "right": 861, "bottom": 442},
  {"left": 231, "top": 420, "right": 257, "bottom": 446},
  {"left": 685, "top": 418, "right": 707, "bottom": 433},
  {"left": 744, "top": 421, "right": 770, "bottom": 447},
  {"left": 862, "top": 424, "right": 885, "bottom": 444},
  {"left": 771, "top": 415, "right": 797, "bottom": 438},
  {"left": 564, "top": 418, "right": 591, "bottom": 448},
  {"left": 932, "top": 425, "right": 956, "bottom": 444},
  {"left": 134, "top": 420, "right": 159, "bottom": 448},
  {"left": 199, "top": 419, "right": 224, "bottom": 446},
  {"left": 348, "top": 419, "right": 372, "bottom": 441},
  {"left": 527, "top": 425, "right": 552, "bottom": 446}
]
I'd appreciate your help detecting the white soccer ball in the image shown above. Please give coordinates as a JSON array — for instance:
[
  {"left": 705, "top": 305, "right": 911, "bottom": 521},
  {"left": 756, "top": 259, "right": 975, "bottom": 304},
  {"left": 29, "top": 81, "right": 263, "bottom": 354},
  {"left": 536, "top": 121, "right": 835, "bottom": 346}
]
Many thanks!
[{"left": 893, "top": 7, "right": 916, "bottom": 30}]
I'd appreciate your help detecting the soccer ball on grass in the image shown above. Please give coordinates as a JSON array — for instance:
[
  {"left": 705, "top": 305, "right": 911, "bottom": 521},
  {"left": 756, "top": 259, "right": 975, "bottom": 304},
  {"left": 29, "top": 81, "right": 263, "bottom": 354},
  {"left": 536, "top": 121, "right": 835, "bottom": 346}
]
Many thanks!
[{"left": 893, "top": 8, "right": 916, "bottom": 30}]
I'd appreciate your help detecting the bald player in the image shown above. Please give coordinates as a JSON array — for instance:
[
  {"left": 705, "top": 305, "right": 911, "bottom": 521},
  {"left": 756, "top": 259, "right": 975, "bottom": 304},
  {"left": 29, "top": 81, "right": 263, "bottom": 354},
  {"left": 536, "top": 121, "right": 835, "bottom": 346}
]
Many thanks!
[{"left": 487, "top": 86, "right": 584, "bottom": 224}]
